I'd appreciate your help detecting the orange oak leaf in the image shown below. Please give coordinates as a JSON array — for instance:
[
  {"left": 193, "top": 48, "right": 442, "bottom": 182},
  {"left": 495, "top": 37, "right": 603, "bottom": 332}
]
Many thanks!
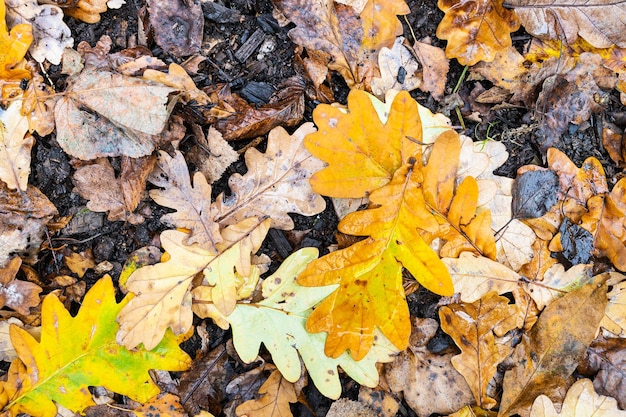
[
  {"left": 440, "top": 292, "right": 519, "bottom": 409},
  {"left": 436, "top": 0, "right": 520, "bottom": 66},
  {"left": 0, "top": 0, "right": 32, "bottom": 80}
]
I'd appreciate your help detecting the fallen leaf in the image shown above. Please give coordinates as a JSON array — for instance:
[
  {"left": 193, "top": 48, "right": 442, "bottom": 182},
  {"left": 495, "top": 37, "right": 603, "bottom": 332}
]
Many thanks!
[
  {"left": 235, "top": 370, "right": 297, "bottom": 417},
  {"left": 371, "top": 36, "right": 422, "bottom": 97},
  {"left": 0, "top": 258, "right": 42, "bottom": 316},
  {"left": 0, "top": 183, "right": 57, "bottom": 268},
  {"left": 72, "top": 157, "right": 153, "bottom": 224},
  {"left": 601, "top": 278, "right": 626, "bottom": 337},
  {"left": 503, "top": 0, "right": 626, "bottom": 48},
  {"left": 443, "top": 253, "right": 520, "bottom": 303},
  {"left": 499, "top": 279, "right": 608, "bottom": 417},
  {"left": 20, "top": 69, "right": 58, "bottom": 136},
  {"left": 580, "top": 335, "right": 626, "bottom": 409},
  {"left": 227, "top": 248, "right": 398, "bottom": 400},
  {"left": 0, "top": 98, "right": 33, "bottom": 191},
  {"left": 524, "top": 263, "right": 594, "bottom": 310},
  {"left": 117, "top": 218, "right": 269, "bottom": 350},
  {"left": 134, "top": 392, "right": 187, "bottom": 417},
  {"left": 512, "top": 170, "right": 559, "bottom": 219},
  {"left": 62, "top": 248, "right": 95, "bottom": 278},
  {"left": 441, "top": 292, "right": 519, "bottom": 409},
  {"left": 63, "top": 0, "right": 109, "bottom": 23},
  {"left": 143, "top": 63, "right": 211, "bottom": 105},
  {"left": 529, "top": 378, "right": 626, "bottom": 417},
  {"left": 148, "top": 150, "right": 222, "bottom": 251},
  {"left": 213, "top": 123, "right": 326, "bottom": 230},
  {"left": 4, "top": 0, "right": 72, "bottom": 65},
  {"left": 436, "top": 0, "right": 520, "bottom": 65},
  {"left": 1, "top": 276, "right": 191, "bottom": 417},
  {"left": 411, "top": 38, "right": 450, "bottom": 100},
  {"left": 0, "top": 0, "right": 32, "bottom": 80},
  {"left": 384, "top": 318, "right": 474, "bottom": 416},
  {"left": 54, "top": 67, "right": 178, "bottom": 159},
  {"left": 146, "top": 0, "right": 203, "bottom": 57},
  {"left": 185, "top": 125, "right": 238, "bottom": 184}
]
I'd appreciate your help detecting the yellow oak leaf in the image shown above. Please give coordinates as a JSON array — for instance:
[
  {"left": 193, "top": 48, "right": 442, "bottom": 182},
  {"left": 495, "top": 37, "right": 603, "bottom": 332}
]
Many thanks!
[
  {"left": 436, "top": 0, "right": 520, "bottom": 65},
  {"left": 0, "top": 276, "right": 191, "bottom": 417},
  {"left": 440, "top": 292, "right": 519, "bottom": 409},
  {"left": 116, "top": 217, "right": 270, "bottom": 350},
  {"left": 0, "top": 0, "right": 32, "bottom": 80}
]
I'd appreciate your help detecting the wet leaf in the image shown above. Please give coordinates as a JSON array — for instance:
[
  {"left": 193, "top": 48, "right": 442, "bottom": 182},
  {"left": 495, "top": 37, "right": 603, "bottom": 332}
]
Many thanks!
[
  {"left": 436, "top": 0, "right": 520, "bottom": 65},
  {"left": 440, "top": 292, "right": 519, "bottom": 409},
  {"left": 214, "top": 123, "right": 326, "bottom": 230},
  {"left": 504, "top": 0, "right": 626, "bottom": 48},
  {"left": 1, "top": 276, "right": 191, "bottom": 417},
  {"left": 499, "top": 279, "right": 608, "bottom": 416},
  {"left": 0, "top": 99, "right": 33, "bottom": 191},
  {"left": 581, "top": 335, "right": 626, "bottom": 409},
  {"left": 0, "top": 258, "right": 42, "bottom": 316},
  {"left": 371, "top": 36, "right": 422, "bottom": 97},
  {"left": 235, "top": 370, "right": 297, "bottom": 417},
  {"left": 529, "top": 379, "right": 626, "bottom": 417},
  {"left": 4, "top": 0, "right": 72, "bottom": 65},
  {"left": 512, "top": 170, "right": 559, "bottom": 219},
  {"left": 146, "top": 0, "right": 203, "bottom": 57}
]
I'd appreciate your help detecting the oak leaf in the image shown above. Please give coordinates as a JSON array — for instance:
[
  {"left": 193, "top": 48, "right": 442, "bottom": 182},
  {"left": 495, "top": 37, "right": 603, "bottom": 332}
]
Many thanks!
[
  {"left": 117, "top": 218, "right": 269, "bottom": 350},
  {"left": 529, "top": 379, "right": 626, "bottom": 417},
  {"left": 134, "top": 393, "right": 187, "bottom": 417},
  {"left": 213, "top": 123, "right": 326, "bottom": 230},
  {"left": 436, "top": 0, "right": 520, "bottom": 65},
  {"left": 272, "top": 0, "right": 408, "bottom": 89},
  {"left": 440, "top": 292, "right": 519, "bottom": 409},
  {"left": 226, "top": 248, "right": 398, "bottom": 400},
  {"left": 499, "top": 279, "right": 608, "bottom": 417},
  {"left": 581, "top": 335, "right": 626, "bottom": 408},
  {"left": 0, "top": 99, "right": 33, "bottom": 191},
  {"left": 0, "top": 258, "right": 42, "bottom": 316},
  {"left": 0, "top": 0, "right": 32, "bottom": 80},
  {"left": 525, "top": 263, "right": 594, "bottom": 310},
  {"left": 0, "top": 275, "right": 191, "bottom": 417},
  {"left": 148, "top": 150, "right": 222, "bottom": 251},
  {"left": 503, "top": 0, "right": 626, "bottom": 49},
  {"left": 601, "top": 277, "right": 626, "bottom": 337},
  {"left": 235, "top": 370, "right": 297, "bottom": 417}
]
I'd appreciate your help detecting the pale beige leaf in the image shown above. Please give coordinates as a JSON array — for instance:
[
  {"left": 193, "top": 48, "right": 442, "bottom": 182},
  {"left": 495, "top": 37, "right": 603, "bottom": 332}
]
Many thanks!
[
  {"left": 504, "top": 0, "right": 626, "bottom": 48},
  {"left": 529, "top": 379, "right": 626, "bottom": 417},
  {"left": 525, "top": 263, "right": 594, "bottom": 310},
  {"left": 5, "top": 0, "right": 73, "bottom": 65},
  {"left": 371, "top": 37, "right": 421, "bottom": 97},
  {"left": 444, "top": 252, "right": 520, "bottom": 303},
  {"left": 186, "top": 126, "right": 238, "bottom": 184},
  {"left": 601, "top": 279, "right": 626, "bottom": 337},
  {"left": 214, "top": 124, "right": 326, "bottom": 230},
  {"left": 0, "top": 99, "right": 33, "bottom": 191},
  {"left": 149, "top": 150, "right": 222, "bottom": 252},
  {"left": 495, "top": 219, "right": 536, "bottom": 272}
]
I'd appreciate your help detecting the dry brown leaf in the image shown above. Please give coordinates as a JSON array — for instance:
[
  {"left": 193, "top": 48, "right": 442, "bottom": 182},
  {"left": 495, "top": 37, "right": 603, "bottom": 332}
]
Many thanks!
[
  {"left": 211, "top": 77, "right": 305, "bottom": 141},
  {"left": 213, "top": 123, "right": 326, "bottom": 230},
  {"left": 499, "top": 279, "right": 608, "bottom": 417},
  {"left": 55, "top": 67, "right": 177, "bottom": 160},
  {"left": 580, "top": 335, "right": 626, "bottom": 409},
  {"left": 0, "top": 99, "right": 34, "bottom": 192},
  {"left": 186, "top": 125, "right": 238, "bottom": 184},
  {"left": 411, "top": 39, "right": 449, "bottom": 101},
  {"left": 384, "top": 318, "right": 474, "bottom": 416},
  {"left": 21, "top": 69, "right": 57, "bottom": 136},
  {"left": 440, "top": 292, "right": 519, "bottom": 409},
  {"left": 146, "top": 0, "right": 203, "bottom": 57},
  {"left": 0, "top": 257, "right": 42, "bottom": 315},
  {"left": 0, "top": 183, "right": 57, "bottom": 268},
  {"left": 143, "top": 63, "right": 211, "bottom": 105},
  {"left": 436, "top": 0, "right": 520, "bottom": 65},
  {"left": 504, "top": 0, "right": 626, "bottom": 48},
  {"left": 235, "top": 370, "right": 297, "bottom": 417},
  {"left": 529, "top": 378, "right": 626, "bottom": 417},
  {"left": 148, "top": 150, "right": 222, "bottom": 252},
  {"left": 443, "top": 252, "right": 520, "bottom": 303},
  {"left": 72, "top": 158, "right": 150, "bottom": 225},
  {"left": 63, "top": 248, "right": 95, "bottom": 278}
]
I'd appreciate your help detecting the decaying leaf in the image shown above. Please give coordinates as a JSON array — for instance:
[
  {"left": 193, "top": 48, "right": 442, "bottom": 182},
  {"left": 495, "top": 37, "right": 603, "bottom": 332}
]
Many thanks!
[
  {"left": 0, "top": 276, "right": 191, "bottom": 417},
  {"left": 4, "top": 0, "right": 72, "bottom": 65},
  {"left": 440, "top": 292, "right": 519, "bottom": 409},
  {"left": 273, "top": 0, "right": 409, "bottom": 89},
  {"left": 0, "top": 99, "right": 33, "bottom": 192},
  {"left": 529, "top": 378, "right": 626, "bottom": 417},
  {"left": 21, "top": 69, "right": 57, "bottom": 136},
  {"left": 54, "top": 67, "right": 178, "bottom": 160},
  {"left": 0, "top": 257, "right": 42, "bottom": 316},
  {"left": 146, "top": 0, "right": 203, "bottom": 57},
  {"left": 226, "top": 248, "right": 398, "bottom": 400},
  {"left": 134, "top": 392, "right": 187, "bottom": 417},
  {"left": 72, "top": 157, "right": 153, "bottom": 224},
  {"left": 214, "top": 123, "right": 326, "bottom": 230},
  {"left": 384, "top": 318, "right": 474, "bottom": 416},
  {"left": 148, "top": 150, "right": 222, "bottom": 251},
  {"left": 235, "top": 370, "right": 297, "bottom": 417},
  {"left": 504, "top": 0, "right": 626, "bottom": 49},
  {"left": 0, "top": 183, "right": 57, "bottom": 268},
  {"left": 117, "top": 218, "right": 269, "bottom": 350},
  {"left": 0, "top": 0, "right": 32, "bottom": 81},
  {"left": 436, "top": 0, "right": 520, "bottom": 65},
  {"left": 371, "top": 36, "right": 422, "bottom": 97},
  {"left": 499, "top": 279, "right": 608, "bottom": 417}
]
